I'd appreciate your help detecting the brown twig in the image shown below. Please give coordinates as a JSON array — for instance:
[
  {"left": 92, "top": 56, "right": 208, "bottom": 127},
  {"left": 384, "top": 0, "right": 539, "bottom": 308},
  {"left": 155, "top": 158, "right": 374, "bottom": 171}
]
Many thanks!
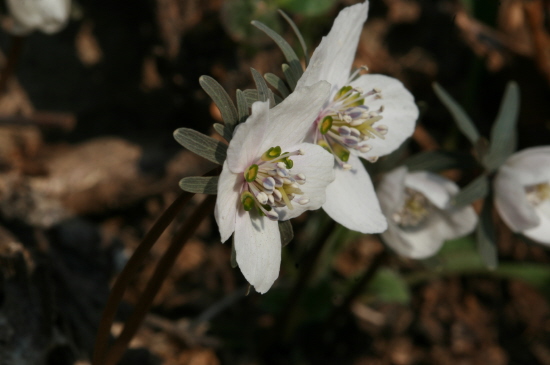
[
  {"left": 101, "top": 194, "right": 216, "bottom": 365},
  {"left": 0, "top": 35, "right": 25, "bottom": 96},
  {"left": 524, "top": 0, "right": 550, "bottom": 85}
]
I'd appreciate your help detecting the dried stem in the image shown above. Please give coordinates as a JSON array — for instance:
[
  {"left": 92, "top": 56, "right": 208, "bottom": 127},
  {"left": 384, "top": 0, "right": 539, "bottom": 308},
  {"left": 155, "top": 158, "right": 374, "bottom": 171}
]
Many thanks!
[
  {"left": 0, "top": 35, "right": 25, "bottom": 96},
  {"left": 524, "top": 0, "right": 550, "bottom": 85},
  {"left": 101, "top": 194, "right": 216, "bottom": 365},
  {"left": 92, "top": 191, "right": 193, "bottom": 364}
]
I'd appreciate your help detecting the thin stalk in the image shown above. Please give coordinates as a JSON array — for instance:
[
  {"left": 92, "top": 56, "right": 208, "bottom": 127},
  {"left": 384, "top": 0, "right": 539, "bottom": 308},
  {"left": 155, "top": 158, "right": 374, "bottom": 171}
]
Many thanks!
[
  {"left": 92, "top": 191, "right": 193, "bottom": 365},
  {"left": 102, "top": 195, "right": 216, "bottom": 365},
  {"left": 325, "top": 247, "right": 388, "bottom": 328},
  {"left": 0, "top": 35, "right": 25, "bottom": 96},
  {"left": 275, "top": 219, "right": 337, "bottom": 340}
]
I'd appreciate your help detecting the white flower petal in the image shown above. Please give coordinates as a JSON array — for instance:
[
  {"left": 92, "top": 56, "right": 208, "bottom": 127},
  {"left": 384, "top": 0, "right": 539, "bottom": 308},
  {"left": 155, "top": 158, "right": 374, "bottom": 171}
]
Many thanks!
[
  {"left": 502, "top": 146, "right": 550, "bottom": 185},
  {"left": 377, "top": 166, "right": 407, "bottom": 214},
  {"left": 523, "top": 200, "right": 550, "bottom": 245},
  {"left": 351, "top": 74, "right": 418, "bottom": 159},
  {"left": 215, "top": 161, "right": 241, "bottom": 243},
  {"left": 259, "top": 81, "right": 330, "bottom": 153},
  {"left": 494, "top": 165, "right": 540, "bottom": 232},
  {"left": 7, "top": 0, "right": 70, "bottom": 35},
  {"left": 405, "top": 171, "right": 457, "bottom": 209},
  {"left": 440, "top": 205, "right": 478, "bottom": 239},
  {"left": 234, "top": 209, "right": 281, "bottom": 294},
  {"left": 322, "top": 155, "right": 387, "bottom": 233},
  {"left": 275, "top": 143, "right": 335, "bottom": 220},
  {"left": 382, "top": 209, "right": 449, "bottom": 259},
  {"left": 227, "top": 101, "right": 270, "bottom": 173},
  {"left": 296, "top": 1, "right": 369, "bottom": 92},
  {"left": 382, "top": 221, "right": 444, "bottom": 259}
]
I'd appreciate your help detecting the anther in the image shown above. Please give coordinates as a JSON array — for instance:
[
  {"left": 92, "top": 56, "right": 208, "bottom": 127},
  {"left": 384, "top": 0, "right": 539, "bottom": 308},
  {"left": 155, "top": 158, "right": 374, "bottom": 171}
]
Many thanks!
[
  {"left": 256, "top": 192, "right": 268, "bottom": 205},
  {"left": 298, "top": 198, "right": 309, "bottom": 205}
]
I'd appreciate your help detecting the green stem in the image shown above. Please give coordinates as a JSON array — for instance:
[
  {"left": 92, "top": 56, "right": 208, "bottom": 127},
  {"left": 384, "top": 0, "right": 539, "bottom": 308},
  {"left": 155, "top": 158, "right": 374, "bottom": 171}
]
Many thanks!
[
  {"left": 102, "top": 195, "right": 216, "bottom": 365},
  {"left": 275, "top": 219, "right": 337, "bottom": 340},
  {"left": 325, "top": 247, "right": 388, "bottom": 328}
]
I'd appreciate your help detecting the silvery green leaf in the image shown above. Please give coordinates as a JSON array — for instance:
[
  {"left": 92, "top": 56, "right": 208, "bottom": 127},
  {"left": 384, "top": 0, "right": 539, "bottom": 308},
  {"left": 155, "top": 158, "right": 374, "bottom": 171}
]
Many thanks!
[
  {"left": 199, "top": 75, "right": 238, "bottom": 132},
  {"left": 433, "top": 83, "right": 480, "bottom": 145},
  {"left": 251, "top": 20, "right": 303, "bottom": 85},
  {"left": 236, "top": 89, "right": 249, "bottom": 124},
  {"left": 451, "top": 174, "right": 489, "bottom": 208},
  {"left": 282, "top": 63, "right": 298, "bottom": 91},
  {"left": 265, "top": 73, "right": 290, "bottom": 98},
  {"left": 477, "top": 196, "right": 498, "bottom": 269},
  {"left": 173, "top": 128, "right": 227, "bottom": 165},
  {"left": 404, "top": 150, "right": 478, "bottom": 172},
  {"left": 243, "top": 89, "right": 258, "bottom": 107},
  {"left": 278, "top": 221, "right": 294, "bottom": 247},
  {"left": 269, "top": 89, "right": 279, "bottom": 106},
  {"left": 250, "top": 68, "right": 269, "bottom": 102},
  {"left": 213, "top": 123, "right": 232, "bottom": 141},
  {"left": 179, "top": 176, "right": 219, "bottom": 194},
  {"left": 483, "top": 81, "right": 520, "bottom": 171},
  {"left": 277, "top": 9, "right": 309, "bottom": 66},
  {"left": 231, "top": 237, "right": 238, "bottom": 268}
]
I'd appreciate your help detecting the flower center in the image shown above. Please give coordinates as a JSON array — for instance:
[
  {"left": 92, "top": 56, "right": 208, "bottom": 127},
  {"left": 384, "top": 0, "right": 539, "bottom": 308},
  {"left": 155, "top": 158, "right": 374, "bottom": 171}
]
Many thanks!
[
  {"left": 525, "top": 182, "right": 550, "bottom": 206},
  {"left": 240, "top": 146, "right": 309, "bottom": 221},
  {"left": 314, "top": 68, "right": 387, "bottom": 169},
  {"left": 391, "top": 188, "right": 431, "bottom": 229}
]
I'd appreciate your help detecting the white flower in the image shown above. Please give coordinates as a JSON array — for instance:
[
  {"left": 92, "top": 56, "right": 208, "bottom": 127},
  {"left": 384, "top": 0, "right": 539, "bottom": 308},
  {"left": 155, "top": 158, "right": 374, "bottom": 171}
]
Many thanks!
[
  {"left": 6, "top": 0, "right": 71, "bottom": 35},
  {"left": 377, "top": 167, "right": 478, "bottom": 259},
  {"left": 494, "top": 146, "right": 550, "bottom": 244},
  {"left": 215, "top": 81, "right": 335, "bottom": 293},
  {"left": 295, "top": 1, "right": 418, "bottom": 234}
]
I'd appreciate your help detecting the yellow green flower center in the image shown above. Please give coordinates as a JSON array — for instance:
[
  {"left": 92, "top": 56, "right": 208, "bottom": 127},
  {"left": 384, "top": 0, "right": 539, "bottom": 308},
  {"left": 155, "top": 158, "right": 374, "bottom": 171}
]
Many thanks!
[
  {"left": 314, "top": 82, "right": 387, "bottom": 169},
  {"left": 241, "top": 146, "right": 309, "bottom": 220},
  {"left": 392, "top": 188, "right": 431, "bottom": 229},
  {"left": 526, "top": 182, "right": 550, "bottom": 206}
]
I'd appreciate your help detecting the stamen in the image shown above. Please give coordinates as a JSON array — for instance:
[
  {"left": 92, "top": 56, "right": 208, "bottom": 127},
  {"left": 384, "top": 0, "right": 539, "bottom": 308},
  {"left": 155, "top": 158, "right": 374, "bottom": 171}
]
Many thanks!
[
  {"left": 241, "top": 191, "right": 255, "bottom": 211},
  {"left": 244, "top": 164, "right": 258, "bottom": 182}
]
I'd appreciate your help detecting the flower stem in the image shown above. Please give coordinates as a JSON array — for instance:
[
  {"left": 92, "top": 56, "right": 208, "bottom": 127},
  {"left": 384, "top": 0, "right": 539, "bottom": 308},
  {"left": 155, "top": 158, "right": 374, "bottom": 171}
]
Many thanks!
[
  {"left": 92, "top": 191, "right": 193, "bottom": 365},
  {"left": 101, "top": 194, "right": 216, "bottom": 365},
  {"left": 0, "top": 35, "right": 24, "bottom": 96},
  {"left": 275, "top": 219, "right": 337, "bottom": 340},
  {"left": 325, "top": 247, "right": 388, "bottom": 328}
]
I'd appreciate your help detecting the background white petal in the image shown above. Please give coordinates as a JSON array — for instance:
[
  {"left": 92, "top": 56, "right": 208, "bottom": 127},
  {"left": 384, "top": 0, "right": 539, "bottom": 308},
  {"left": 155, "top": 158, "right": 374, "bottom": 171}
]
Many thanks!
[
  {"left": 7, "top": 0, "right": 70, "bottom": 35},
  {"left": 382, "top": 211, "right": 447, "bottom": 259},
  {"left": 296, "top": 1, "right": 369, "bottom": 91},
  {"left": 215, "top": 161, "right": 241, "bottom": 243},
  {"left": 377, "top": 166, "right": 407, "bottom": 214},
  {"left": 234, "top": 209, "right": 281, "bottom": 294},
  {"left": 405, "top": 171, "right": 457, "bottom": 209},
  {"left": 227, "top": 101, "right": 270, "bottom": 173},
  {"left": 275, "top": 143, "right": 335, "bottom": 220},
  {"left": 523, "top": 201, "right": 550, "bottom": 244},
  {"left": 323, "top": 155, "right": 387, "bottom": 233},
  {"left": 494, "top": 166, "right": 540, "bottom": 232},
  {"left": 351, "top": 74, "right": 418, "bottom": 159},
  {"left": 503, "top": 146, "right": 550, "bottom": 185}
]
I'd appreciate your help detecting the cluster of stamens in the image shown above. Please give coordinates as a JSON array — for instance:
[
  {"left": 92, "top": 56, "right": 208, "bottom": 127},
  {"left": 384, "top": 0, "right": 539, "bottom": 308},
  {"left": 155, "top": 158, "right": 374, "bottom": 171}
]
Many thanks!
[
  {"left": 314, "top": 69, "right": 388, "bottom": 170},
  {"left": 392, "top": 188, "right": 431, "bottom": 230},
  {"left": 525, "top": 182, "right": 550, "bottom": 206},
  {"left": 241, "top": 146, "right": 309, "bottom": 221}
]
